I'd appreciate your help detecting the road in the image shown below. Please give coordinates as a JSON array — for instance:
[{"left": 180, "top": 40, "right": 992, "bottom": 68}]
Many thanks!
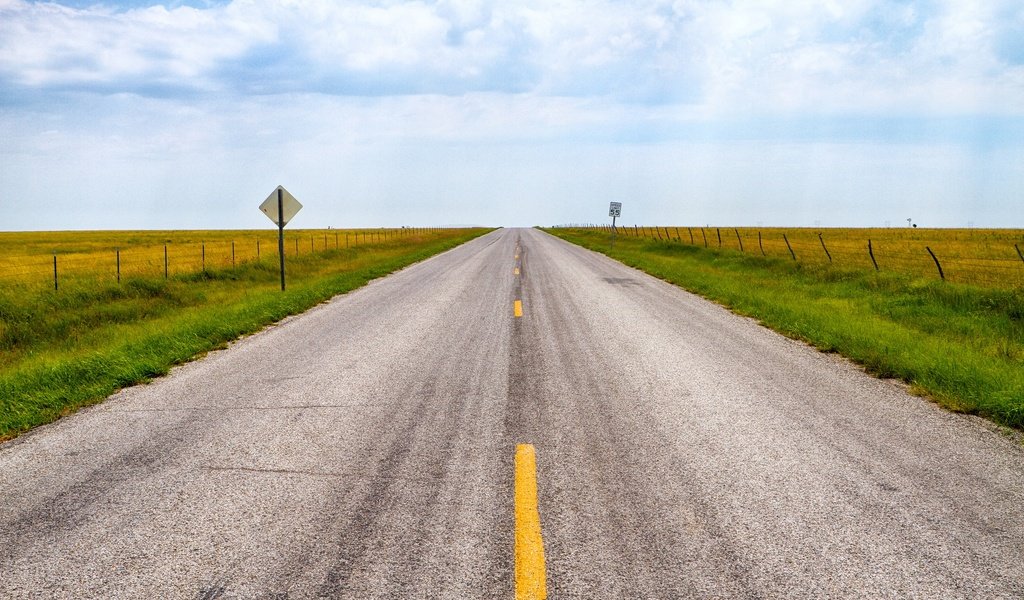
[{"left": 1, "top": 227, "right": 1022, "bottom": 598}]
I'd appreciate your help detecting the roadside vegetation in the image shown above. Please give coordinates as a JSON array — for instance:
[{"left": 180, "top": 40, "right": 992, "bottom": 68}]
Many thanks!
[
  {"left": 0, "top": 228, "right": 490, "bottom": 441},
  {"left": 546, "top": 227, "right": 1024, "bottom": 431}
]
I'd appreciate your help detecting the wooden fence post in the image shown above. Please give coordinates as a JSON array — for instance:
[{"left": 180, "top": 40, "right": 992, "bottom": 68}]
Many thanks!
[
  {"left": 926, "top": 246, "right": 945, "bottom": 280},
  {"left": 734, "top": 229, "right": 744, "bottom": 252},
  {"left": 164, "top": 245, "right": 169, "bottom": 278},
  {"left": 53, "top": 254, "right": 58, "bottom": 291},
  {"left": 1015, "top": 243, "right": 1024, "bottom": 264},
  {"left": 701, "top": 228, "right": 708, "bottom": 248},
  {"left": 783, "top": 234, "right": 796, "bottom": 261},
  {"left": 116, "top": 248, "right": 121, "bottom": 283},
  {"left": 868, "top": 240, "right": 879, "bottom": 271},
  {"left": 818, "top": 233, "right": 832, "bottom": 263},
  {"left": 688, "top": 228, "right": 694, "bottom": 244},
  {"left": 758, "top": 231, "right": 765, "bottom": 256},
  {"left": 716, "top": 228, "right": 722, "bottom": 248}
]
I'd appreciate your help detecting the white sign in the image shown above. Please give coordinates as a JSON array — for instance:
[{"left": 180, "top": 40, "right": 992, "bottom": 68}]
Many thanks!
[
  {"left": 259, "top": 186, "right": 303, "bottom": 227},
  {"left": 609, "top": 202, "right": 622, "bottom": 217}
]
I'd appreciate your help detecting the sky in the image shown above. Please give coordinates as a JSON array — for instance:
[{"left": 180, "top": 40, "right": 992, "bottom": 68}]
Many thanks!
[{"left": 1, "top": 0, "right": 1022, "bottom": 230}]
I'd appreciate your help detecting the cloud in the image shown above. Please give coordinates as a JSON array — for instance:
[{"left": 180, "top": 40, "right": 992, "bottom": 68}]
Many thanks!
[{"left": 1, "top": 0, "right": 1016, "bottom": 112}]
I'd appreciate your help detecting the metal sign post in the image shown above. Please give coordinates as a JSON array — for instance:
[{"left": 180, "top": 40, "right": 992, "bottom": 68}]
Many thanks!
[
  {"left": 259, "top": 185, "right": 302, "bottom": 291},
  {"left": 609, "top": 202, "right": 622, "bottom": 249},
  {"left": 277, "top": 188, "right": 285, "bottom": 290}
]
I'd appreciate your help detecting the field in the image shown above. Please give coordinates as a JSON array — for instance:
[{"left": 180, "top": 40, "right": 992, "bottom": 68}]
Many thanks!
[
  {"left": 603, "top": 226, "right": 1024, "bottom": 288},
  {"left": 547, "top": 227, "right": 1024, "bottom": 431},
  {"left": 0, "top": 227, "right": 490, "bottom": 440},
  {"left": 0, "top": 228, "right": 432, "bottom": 290}
]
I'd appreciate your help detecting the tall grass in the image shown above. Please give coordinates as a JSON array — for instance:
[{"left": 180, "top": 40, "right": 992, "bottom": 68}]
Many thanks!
[
  {"left": 0, "top": 229, "right": 490, "bottom": 441},
  {"left": 605, "top": 226, "right": 1024, "bottom": 288},
  {"left": 548, "top": 228, "right": 1024, "bottom": 430}
]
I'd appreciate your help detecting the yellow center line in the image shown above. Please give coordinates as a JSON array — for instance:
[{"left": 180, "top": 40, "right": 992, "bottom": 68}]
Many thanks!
[
  {"left": 513, "top": 299, "right": 523, "bottom": 318},
  {"left": 515, "top": 444, "right": 547, "bottom": 600}
]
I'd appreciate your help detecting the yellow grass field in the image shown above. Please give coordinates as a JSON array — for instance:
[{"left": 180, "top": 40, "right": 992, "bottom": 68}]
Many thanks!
[
  {"left": 612, "top": 227, "right": 1024, "bottom": 289},
  {"left": 0, "top": 228, "right": 433, "bottom": 289}
]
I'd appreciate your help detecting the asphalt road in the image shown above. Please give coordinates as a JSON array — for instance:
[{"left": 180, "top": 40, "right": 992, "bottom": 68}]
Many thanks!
[{"left": 1, "top": 227, "right": 1022, "bottom": 599}]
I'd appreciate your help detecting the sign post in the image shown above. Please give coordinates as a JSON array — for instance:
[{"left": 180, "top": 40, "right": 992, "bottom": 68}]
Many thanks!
[
  {"left": 259, "top": 185, "right": 302, "bottom": 291},
  {"left": 608, "top": 202, "right": 622, "bottom": 249}
]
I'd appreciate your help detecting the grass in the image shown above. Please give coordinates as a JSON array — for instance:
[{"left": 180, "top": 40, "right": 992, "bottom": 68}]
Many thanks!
[
  {"left": 0, "top": 228, "right": 490, "bottom": 441},
  {"left": 546, "top": 227, "right": 1024, "bottom": 431},
  {"left": 617, "top": 226, "right": 1024, "bottom": 288},
  {"left": 0, "top": 228, "right": 426, "bottom": 285}
]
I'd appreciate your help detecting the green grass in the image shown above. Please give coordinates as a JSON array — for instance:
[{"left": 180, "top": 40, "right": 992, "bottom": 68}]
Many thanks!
[
  {"left": 0, "top": 229, "right": 491, "bottom": 441},
  {"left": 547, "top": 228, "right": 1024, "bottom": 430}
]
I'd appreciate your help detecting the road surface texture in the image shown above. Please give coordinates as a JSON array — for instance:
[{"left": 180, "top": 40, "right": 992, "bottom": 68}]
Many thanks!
[{"left": 1, "top": 228, "right": 1022, "bottom": 599}]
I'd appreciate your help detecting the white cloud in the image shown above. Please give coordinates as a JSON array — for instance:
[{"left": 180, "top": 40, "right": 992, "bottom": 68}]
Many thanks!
[{"left": 1, "top": 0, "right": 1021, "bottom": 114}]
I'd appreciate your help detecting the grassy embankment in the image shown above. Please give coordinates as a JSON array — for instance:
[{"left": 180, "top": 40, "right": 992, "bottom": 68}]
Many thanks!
[
  {"left": 0, "top": 228, "right": 490, "bottom": 441},
  {"left": 547, "top": 227, "right": 1024, "bottom": 431}
]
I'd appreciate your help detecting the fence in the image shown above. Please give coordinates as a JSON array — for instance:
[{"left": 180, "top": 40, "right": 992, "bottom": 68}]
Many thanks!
[
  {"left": 560, "top": 225, "right": 1024, "bottom": 289},
  {"left": 0, "top": 228, "right": 448, "bottom": 291}
]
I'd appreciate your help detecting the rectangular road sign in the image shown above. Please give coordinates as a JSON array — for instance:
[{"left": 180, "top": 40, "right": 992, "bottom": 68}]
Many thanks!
[
  {"left": 609, "top": 202, "right": 622, "bottom": 217},
  {"left": 259, "top": 186, "right": 302, "bottom": 226}
]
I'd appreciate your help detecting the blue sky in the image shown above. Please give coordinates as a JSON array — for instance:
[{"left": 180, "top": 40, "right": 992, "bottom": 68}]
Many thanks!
[{"left": 1, "top": 0, "right": 1022, "bottom": 230}]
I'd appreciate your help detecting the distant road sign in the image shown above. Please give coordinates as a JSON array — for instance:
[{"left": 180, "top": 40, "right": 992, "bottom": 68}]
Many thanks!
[
  {"left": 609, "top": 202, "right": 622, "bottom": 217},
  {"left": 259, "top": 186, "right": 302, "bottom": 226}
]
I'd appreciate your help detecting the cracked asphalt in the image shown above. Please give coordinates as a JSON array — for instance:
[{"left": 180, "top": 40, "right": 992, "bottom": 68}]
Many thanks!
[{"left": 1, "top": 227, "right": 1022, "bottom": 598}]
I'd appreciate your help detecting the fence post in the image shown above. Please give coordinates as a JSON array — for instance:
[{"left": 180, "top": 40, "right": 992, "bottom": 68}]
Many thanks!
[
  {"left": 53, "top": 254, "right": 58, "bottom": 291},
  {"left": 116, "top": 248, "right": 121, "bottom": 283},
  {"left": 257, "top": 239, "right": 261, "bottom": 259},
  {"left": 868, "top": 240, "right": 879, "bottom": 271},
  {"left": 818, "top": 233, "right": 832, "bottom": 263},
  {"left": 783, "top": 234, "right": 796, "bottom": 261},
  {"left": 716, "top": 228, "right": 722, "bottom": 248},
  {"left": 656, "top": 227, "right": 663, "bottom": 241},
  {"left": 232, "top": 241, "right": 236, "bottom": 267},
  {"left": 1015, "top": 243, "right": 1024, "bottom": 264},
  {"left": 201, "top": 243, "right": 205, "bottom": 272},
  {"left": 688, "top": 228, "right": 694, "bottom": 244},
  {"left": 310, "top": 234, "right": 314, "bottom": 253},
  {"left": 164, "top": 245, "right": 169, "bottom": 278},
  {"left": 294, "top": 237, "right": 299, "bottom": 255},
  {"left": 926, "top": 246, "right": 945, "bottom": 280},
  {"left": 758, "top": 231, "right": 765, "bottom": 256},
  {"left": 734, "top": 229, "right": 744, "bottom": 252},
  {"left": 701, "top": 228, "right": 708, "bottom": 248}
]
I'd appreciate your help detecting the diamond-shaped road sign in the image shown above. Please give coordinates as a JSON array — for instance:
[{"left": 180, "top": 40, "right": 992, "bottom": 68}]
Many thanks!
[{"left": 259, "top": 186, "right": 302, "bottom": 227}]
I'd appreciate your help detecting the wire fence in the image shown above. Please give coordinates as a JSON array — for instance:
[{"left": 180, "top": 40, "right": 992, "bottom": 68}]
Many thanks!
[
  {"left": 557, "top": 225, "right": 1024, "bottom": 289},
  {"left": 0, "top": 228, "right": 448, "bottom": 292}
]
